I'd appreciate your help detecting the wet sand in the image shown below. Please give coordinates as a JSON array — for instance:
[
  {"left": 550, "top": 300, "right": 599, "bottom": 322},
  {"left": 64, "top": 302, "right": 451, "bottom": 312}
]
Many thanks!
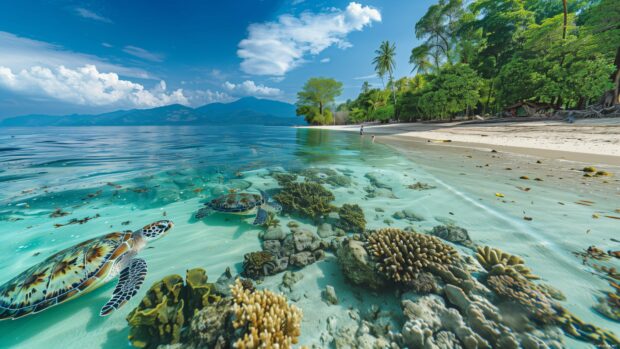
[{"left": 303, "top": 118, "right": 620, "bottom": 166}]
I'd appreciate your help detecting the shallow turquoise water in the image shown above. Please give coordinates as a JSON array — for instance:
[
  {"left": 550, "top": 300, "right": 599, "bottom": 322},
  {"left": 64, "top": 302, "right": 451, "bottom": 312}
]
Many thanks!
[{"left": 0, "top": 126, "right": 618, "bottom": 348}]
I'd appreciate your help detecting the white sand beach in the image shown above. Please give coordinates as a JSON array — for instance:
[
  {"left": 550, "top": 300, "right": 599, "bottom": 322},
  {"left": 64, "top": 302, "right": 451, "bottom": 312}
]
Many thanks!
[{"left": 303, "top": 118, "right": 620, "bottom": 165}]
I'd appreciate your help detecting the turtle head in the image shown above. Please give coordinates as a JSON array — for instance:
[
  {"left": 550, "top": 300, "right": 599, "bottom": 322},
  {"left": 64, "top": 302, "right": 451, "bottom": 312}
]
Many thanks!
[{"left": 137, "top": 220, "right": 174, "bottom": 241}]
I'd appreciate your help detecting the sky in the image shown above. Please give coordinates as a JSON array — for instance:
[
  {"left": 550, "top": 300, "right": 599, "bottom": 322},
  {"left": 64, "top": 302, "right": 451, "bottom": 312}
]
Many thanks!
[{"left": 0, "top": 0, "right": 434, "bottom": 117}]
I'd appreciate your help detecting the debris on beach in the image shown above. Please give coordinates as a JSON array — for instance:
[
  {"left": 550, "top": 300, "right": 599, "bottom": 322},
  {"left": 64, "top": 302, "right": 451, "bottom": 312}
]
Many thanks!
[
  {"left": 49, "top": 208, "right": 69, "bottom": 218},
  {"left": 407, "top": 181, "right": 436, "bottom": 190}
]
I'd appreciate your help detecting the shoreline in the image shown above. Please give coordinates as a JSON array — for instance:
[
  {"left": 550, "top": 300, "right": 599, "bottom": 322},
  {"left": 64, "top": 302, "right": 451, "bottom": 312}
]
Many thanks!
[{"left": 300, "top": 118, "right": 620, "bottom": 166}]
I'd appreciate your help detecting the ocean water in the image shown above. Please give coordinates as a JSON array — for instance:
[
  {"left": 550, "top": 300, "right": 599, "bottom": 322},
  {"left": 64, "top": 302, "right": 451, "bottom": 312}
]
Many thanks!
[{"left": 0, "top": 126, "right": 618, "bottom": 348}]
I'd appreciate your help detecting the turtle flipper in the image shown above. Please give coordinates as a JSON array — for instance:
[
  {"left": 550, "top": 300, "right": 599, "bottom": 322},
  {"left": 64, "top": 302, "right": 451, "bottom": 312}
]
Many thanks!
[
  {"left": 100, "top": 258, "right": 147, "bottom": 316},
  {"left": 266, "top": 202, "right": 282, "bottom": 213},
  {"left": 253, "top": 207, "right": 269, "bottom": 225},
  {"left": 195, "top": 207, "right": 213, "bottom": 220}
]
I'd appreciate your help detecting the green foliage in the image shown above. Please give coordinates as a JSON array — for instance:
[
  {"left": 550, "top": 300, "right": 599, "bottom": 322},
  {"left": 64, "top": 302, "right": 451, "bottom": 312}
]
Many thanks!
[
  {"left": 316, "top": 0, "right": 618, "bottom": 122},
  {"left": 371, "top": 104, "right": 394, "bottom": 122},
  {"left": 296, "top": 77, "right": 343, "bottom": 125}
]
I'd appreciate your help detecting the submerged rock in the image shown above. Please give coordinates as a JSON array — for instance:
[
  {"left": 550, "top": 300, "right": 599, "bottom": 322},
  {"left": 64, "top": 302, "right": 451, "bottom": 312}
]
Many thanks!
[
  {"left": 336, "top": 239, "right": 387, "bottom": 291},
  {"left": 259, "top": 226, "right": 286, "bottom": 240},
  {"left": 392, "top": 209, "right": 424, "bottom": 222},
  {"left": 429, "top": 224, "right": 474, "bottom": 248},
  {"left": 365, "top": 172, "right": 392, "bottom": 190},
  {"left": 323, "top": 285, "right": 339, "bottom": 305}
]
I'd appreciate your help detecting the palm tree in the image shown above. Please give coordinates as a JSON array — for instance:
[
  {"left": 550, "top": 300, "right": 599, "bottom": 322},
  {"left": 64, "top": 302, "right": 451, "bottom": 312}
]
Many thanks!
[
  {"left": 372, "top": 41, "right": 397, "bottom": 115},
  {"left": 361, "top": 81, "right": 370, "bottom": 94},
  {"left": 410, "top": 44, "right": 433, "bottom": 74}
]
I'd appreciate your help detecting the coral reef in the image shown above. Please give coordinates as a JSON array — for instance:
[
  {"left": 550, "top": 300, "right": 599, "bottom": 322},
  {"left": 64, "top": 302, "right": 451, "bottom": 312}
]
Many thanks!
[
  {"left": 272, "top": 172, "right": 298, "bottom": 187},
  {"left": 429, "top": 224, "right": 474, "bottom": 249},
  {"left": 335, "top": 204, "right": 366, "bottom": 234},
  {"left": 126, "top": 268, "right": 220, "bottom": 349},
  {"left": 475, "top": 246, "right": 539, "bottom": 280},
  {"left": 273, "top": 182, "right": 335, "bottom": 220},
  {"left": 367, "top": 228, "right": 459, "bottom": 286},
  {"left": 487, "top": 274, "right": 556, "bottom": 324},
  {"left": 231, "top": 279, "right": 303, "bottom": 349},
  {"left": 296, "top": 167, "right": 351, "bottom": 187},
  {"left": 242, "top": 251, "right": 281, "bottom": 279},
  {"left": 261, "top": 211, "right": 280, "bottom": 229},
  {"left": 187, "top": 299, "right": 234, "bottom": 349},
  {"left": 246, "top": 228, "right": 327, "bottom": 279}
]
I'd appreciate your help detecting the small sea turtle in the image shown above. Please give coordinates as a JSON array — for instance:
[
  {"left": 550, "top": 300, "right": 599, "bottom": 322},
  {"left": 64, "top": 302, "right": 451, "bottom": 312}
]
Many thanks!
[
  {"left": 195, "top": 190, "right": 281, "bottom": 225},
  {"left": 0, "top": 220, "right": 174, "bottom": 320}
]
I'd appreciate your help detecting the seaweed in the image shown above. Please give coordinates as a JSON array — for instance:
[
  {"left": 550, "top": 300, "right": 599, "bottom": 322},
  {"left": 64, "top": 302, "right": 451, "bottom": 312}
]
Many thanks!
[
  {"left": 273, "top": 182, "right": 335, "bottom": 221},
  {"left": 336, "top": 204, "right": 366, "bottom": 234}
]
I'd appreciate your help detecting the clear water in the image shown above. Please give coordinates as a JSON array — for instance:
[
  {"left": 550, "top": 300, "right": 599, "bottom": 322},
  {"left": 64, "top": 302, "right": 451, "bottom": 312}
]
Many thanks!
[{"left": 0, "top": 126, "right": 618, "bottom": 348}]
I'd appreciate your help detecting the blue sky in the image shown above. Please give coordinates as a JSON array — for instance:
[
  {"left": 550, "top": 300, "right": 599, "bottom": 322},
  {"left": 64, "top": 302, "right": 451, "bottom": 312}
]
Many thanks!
[{"left": 0, "top": 0, "right": 433, "bottom": 117}]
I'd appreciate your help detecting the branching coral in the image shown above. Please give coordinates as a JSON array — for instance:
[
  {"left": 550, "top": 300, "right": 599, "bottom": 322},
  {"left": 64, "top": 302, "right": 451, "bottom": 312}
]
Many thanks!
[
  {"left": 261, "top": 211, "right": 280, "bottom": 229},
  {"left": 336, "top": 204, "right": 366, "bottom": 234},
  {"left": 231, "top": 279, "right": 303, "bottom": 349},
  {"left": 475, "top": 246, "right": 539, "bottom": 280},
  {"left": 126, "top": 268, "right": 220, "bottom": 348},
  {"left": 272, "top": 173, "right": 298, "bottom": 187},
  {"left": 273, "top": 182, "right": 335, "bottom": 220},
  {"left": 367, "top": 228, "right": 459, "bottom": 286}
]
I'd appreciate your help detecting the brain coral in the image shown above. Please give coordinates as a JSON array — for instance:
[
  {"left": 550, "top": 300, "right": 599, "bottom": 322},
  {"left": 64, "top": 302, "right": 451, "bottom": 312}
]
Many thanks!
[{"left": 367, "top": 228, "right": 459, "bottom": 285}]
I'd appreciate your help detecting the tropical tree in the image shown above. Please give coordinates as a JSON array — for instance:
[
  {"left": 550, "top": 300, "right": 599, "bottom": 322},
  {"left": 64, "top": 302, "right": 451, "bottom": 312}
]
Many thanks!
[
  {"left": 296, "top": 78, "right": 343, "bottom": 125},
  {"left": 373, "top": 40, "right": 397, "bottom": 113}
]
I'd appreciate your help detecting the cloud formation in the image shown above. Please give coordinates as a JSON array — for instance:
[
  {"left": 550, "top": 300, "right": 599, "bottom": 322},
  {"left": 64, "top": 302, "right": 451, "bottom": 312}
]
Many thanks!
[
  {"left": 186, "top": 89, "right": 234, "bottom": 105},
  {"left": 238, "top": 2, "right": 380, "bottom": 76},
  {"left": 123, "top": 45, "right": 164, "bottom": 62},
  {"left": 0, "top": 31, "right": 152, "bottom": 79},
  {"left": 75, "top": 8, "right": 112, "bottom": 23},
  {"left": 0, "top": 65, "right": 188, "bottom": 108},
  {"left": 223, "top": 80, "right": 281, "bottom": 97}
]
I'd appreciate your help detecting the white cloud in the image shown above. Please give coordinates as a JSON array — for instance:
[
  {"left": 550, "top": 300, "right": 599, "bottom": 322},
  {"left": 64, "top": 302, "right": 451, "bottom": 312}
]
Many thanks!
[
  {"left": 186, "top": 89, "right": 234, "bottom": 105},
  {"left": 75, "top": 8, "right": 112, "bottom": 23},
  {"left": 101, "top": 42, "right": 113, "bottom": 48},
  {"left": 320, "top": 57, "right": 331, "bottom": 63},
  {"left": 223, "top": 80, "right": 281, "bottom": 97},
  {"left": 237, "top": 2, "right": 381, "bottom": 76},
  {"left": 0, "top": 31, "right": 152, "bottom": 80},
  {"left": 353, "top": 73, "right": 378, "bottom": 80},
  {"left": 123, "top": 45, "right": 164, "bottom": 62},
  {"left": 0, "top": 65, "right": 188, "bottom": 108}
]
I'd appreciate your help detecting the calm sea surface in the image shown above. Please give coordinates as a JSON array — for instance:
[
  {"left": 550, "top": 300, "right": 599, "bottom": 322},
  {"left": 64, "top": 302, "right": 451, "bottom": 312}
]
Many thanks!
[{"left": 0, "top": 126, "right": 618, "bottom": 348}]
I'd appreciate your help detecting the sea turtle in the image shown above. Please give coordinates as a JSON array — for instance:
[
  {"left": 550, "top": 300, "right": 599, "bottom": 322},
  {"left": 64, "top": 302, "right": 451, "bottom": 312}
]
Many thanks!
[
  {"left": 0, "top": 220, "right": 174, "bottom": 320},
  {"left": 195, "top": 189, "right": 281, "bottom": 225}
]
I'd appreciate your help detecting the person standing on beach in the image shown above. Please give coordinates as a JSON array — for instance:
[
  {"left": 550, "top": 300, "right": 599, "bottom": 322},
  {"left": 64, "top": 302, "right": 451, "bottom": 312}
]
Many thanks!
[{"left": 360, "top": 124, "right": 364, "bottom": 135}]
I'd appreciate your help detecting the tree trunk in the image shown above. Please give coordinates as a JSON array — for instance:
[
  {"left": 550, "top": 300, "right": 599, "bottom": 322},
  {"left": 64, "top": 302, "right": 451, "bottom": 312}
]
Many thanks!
[
  {"left": 319, "top": 101, "right": 323, "bottom": 116},
  {"left": 614, "top": 46, "right": 620, "bottom": 105},
  {"left": 484, "top": 80, "right": 494, "bottom": 115},
  {"left": 562, "top": 0, "right": 568, "bottom": 40}
]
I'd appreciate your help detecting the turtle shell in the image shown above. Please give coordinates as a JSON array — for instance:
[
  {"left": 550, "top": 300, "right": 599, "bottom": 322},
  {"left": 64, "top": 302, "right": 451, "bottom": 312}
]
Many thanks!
[
  {"left": 208, "top": 192, "right": 264, "bottom": 213},
  {"left": 0, "top": 231, "right": 134, "bottom": 320}
]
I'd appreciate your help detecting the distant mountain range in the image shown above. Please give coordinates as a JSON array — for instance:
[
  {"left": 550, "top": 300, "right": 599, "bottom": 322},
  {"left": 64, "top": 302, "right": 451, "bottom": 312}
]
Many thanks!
[{"left": 0, "top": 97, "right": 304, "bottom": 127}]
